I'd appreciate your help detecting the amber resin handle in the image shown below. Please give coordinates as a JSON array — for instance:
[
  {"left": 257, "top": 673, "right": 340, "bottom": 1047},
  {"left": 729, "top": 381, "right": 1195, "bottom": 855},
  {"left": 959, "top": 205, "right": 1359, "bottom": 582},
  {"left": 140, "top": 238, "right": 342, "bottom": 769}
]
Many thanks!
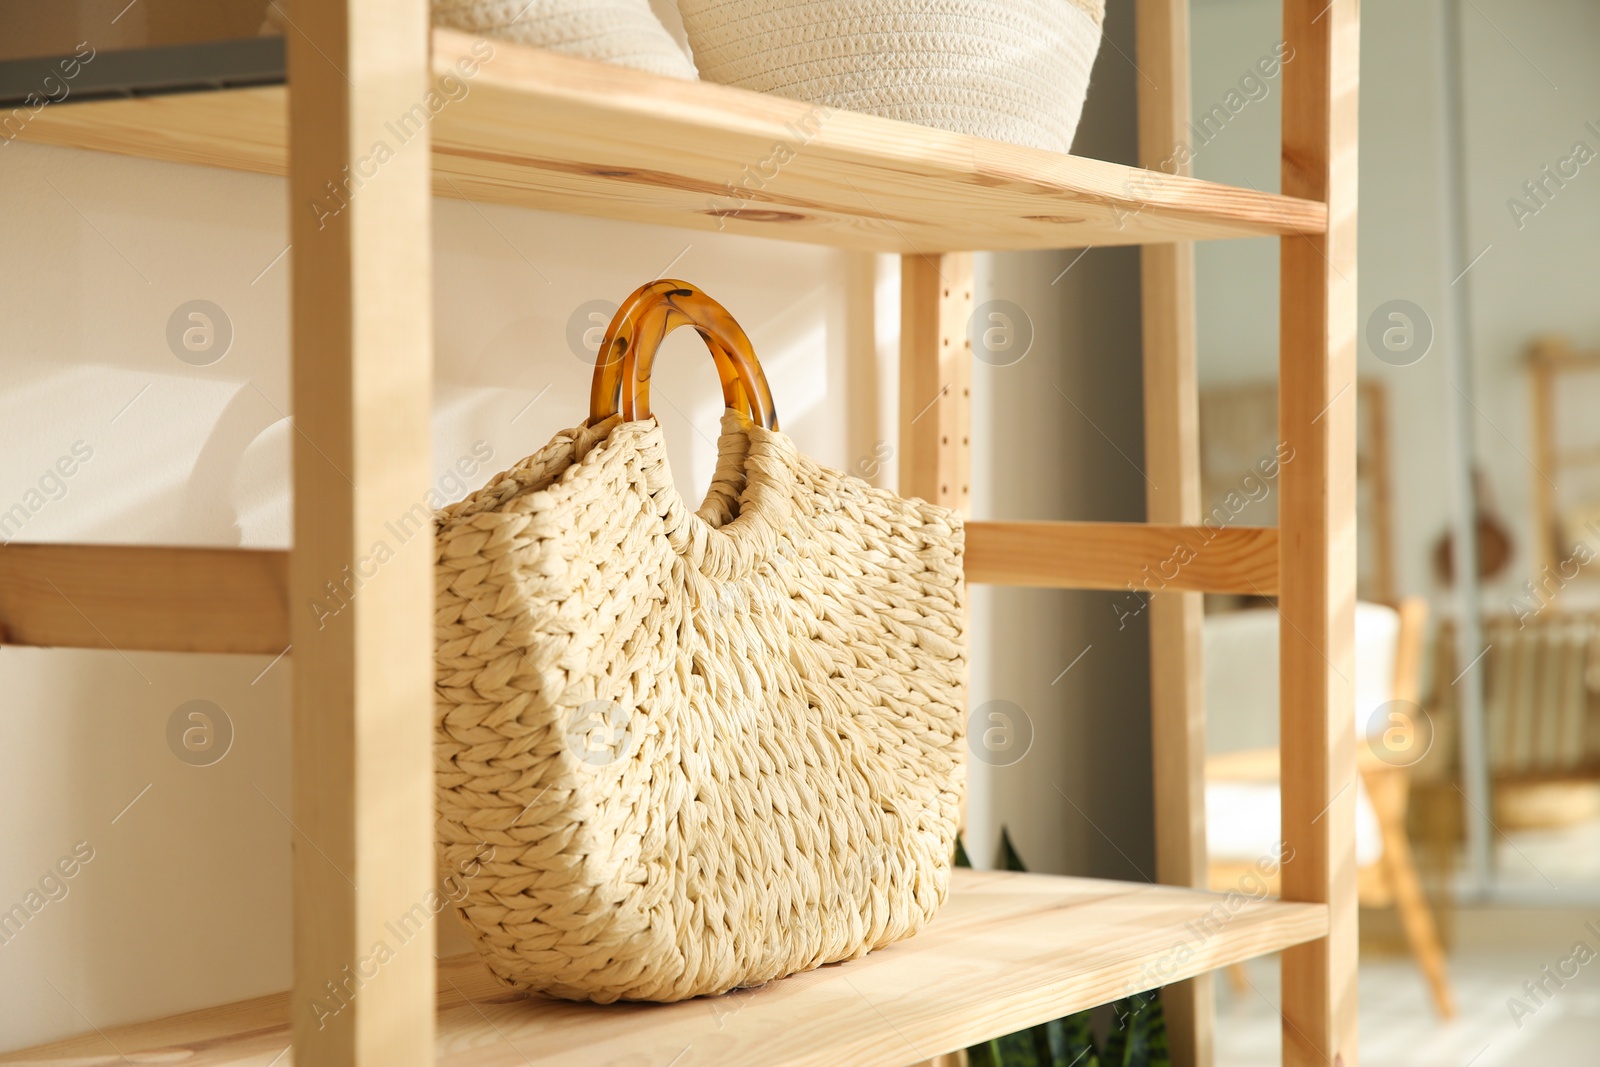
[{"left": 588, "top": 279, "right": 779, "bottom": 431}]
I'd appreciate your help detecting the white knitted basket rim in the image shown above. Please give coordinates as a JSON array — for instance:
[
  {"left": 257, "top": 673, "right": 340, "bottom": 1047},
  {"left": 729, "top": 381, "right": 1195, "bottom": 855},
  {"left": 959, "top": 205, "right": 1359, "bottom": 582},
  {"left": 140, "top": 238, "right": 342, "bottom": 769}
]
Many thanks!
[
  {"left": 679, "top": 0, "right": 1105, "bottom": 153},
  {"left": 432, "top": 0, "right": 698, "bottom": 78}
]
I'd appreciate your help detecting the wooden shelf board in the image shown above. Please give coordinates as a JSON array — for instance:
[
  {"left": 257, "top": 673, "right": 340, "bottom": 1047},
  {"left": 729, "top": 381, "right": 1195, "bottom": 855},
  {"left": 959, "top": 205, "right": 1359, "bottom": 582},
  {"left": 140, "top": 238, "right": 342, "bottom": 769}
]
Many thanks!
[
  {"left": 5, "top": 869, "right": 1326, "bottom": 1067},
  {"left": 0, "top": 543, "right": 288, "bottom": 654},
  {"left": 5, "top": 524, "right": 1286, "bottom": 653},
  {"left": 15, "top": 30, "right": 1325, "bottom": 253},
  {"left": 965, "top": 520, "right": 1279, "bottom": 595}
]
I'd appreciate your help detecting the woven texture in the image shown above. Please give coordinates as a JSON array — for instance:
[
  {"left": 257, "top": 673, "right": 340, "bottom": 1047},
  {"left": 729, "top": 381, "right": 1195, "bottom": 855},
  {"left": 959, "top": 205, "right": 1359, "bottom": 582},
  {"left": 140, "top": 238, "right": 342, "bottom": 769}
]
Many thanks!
[
  {"left": 678, "top": 0, "right": 1105, "bottom": 153},
  {"left": 433, "top": 0, "right": 698, "bottom": 79},
  {"left": 434, "top": 412, "right": 967, "bottom": 1002}
]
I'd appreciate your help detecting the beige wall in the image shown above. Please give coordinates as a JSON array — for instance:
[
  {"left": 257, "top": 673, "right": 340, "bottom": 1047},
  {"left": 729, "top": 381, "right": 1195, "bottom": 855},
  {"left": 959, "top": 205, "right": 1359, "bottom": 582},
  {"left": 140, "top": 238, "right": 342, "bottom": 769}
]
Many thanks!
[{"left": 0, "top": 138, "right": 898, "bottom": 1048}]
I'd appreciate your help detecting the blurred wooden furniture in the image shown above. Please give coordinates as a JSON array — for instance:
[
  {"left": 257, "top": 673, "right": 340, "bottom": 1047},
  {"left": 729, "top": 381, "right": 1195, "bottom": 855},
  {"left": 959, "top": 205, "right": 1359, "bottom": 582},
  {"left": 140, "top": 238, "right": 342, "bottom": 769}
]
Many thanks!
[
  {"left": 1529, "top": 337, "right": 1600, "bottom": 584},
  {"left": 1199, "top": 378, "right": 1396, "bottom": 604},
  {"left": 1483, "top": 611, "right": 1600, "bottom": 783},
  {"left": 1424, "top": 611, "right": 1600, "bottom": 843},
  {"left": 1207, "top": 598, "right": 1456, "bottom": 1017},
  {"left": 1435, "top": 611, "right": 1600, "bottom": 827}
]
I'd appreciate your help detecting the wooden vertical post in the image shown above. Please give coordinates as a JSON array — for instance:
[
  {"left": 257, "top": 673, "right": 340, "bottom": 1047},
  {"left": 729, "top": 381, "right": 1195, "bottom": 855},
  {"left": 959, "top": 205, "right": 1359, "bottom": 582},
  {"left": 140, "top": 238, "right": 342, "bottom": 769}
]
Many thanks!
[
  {"left": 1279, "top": 1, "right": 1359, "bottom": 1065},
  {"left": 1528, "top": 340, "right": 1561, "bottom": 583},
  {"left": 1134, "top": 3, "right": 1211, "bottom": 1065},
  {"left": 901, "top": 254, "right": 973, "bottom": 1067},
  {"left": 1361, "top": 382, "right": 1397, "bottom": 603},
  {"left": 287, "top": 4, "right": 436, "bottom": 1066},
  {"left": 900, "top": 253, "right": 974, "bottom": 512}
]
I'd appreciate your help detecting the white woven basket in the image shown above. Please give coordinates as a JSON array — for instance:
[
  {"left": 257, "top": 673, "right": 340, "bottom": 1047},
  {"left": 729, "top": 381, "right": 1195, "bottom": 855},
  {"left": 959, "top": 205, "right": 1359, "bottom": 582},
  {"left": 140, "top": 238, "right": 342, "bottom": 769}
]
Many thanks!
[
  {"left": 433, "top": 0, "right": 698, "bottom": 79},
  {"left": 677, "top": 0, "right": 1105, "bottom": 153}
]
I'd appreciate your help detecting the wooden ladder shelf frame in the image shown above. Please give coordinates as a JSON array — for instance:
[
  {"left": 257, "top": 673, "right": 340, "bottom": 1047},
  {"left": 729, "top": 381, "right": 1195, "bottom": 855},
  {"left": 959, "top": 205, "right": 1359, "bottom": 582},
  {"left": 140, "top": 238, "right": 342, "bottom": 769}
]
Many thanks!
[
  {"left": 1135, "top": 2, "right": 1215, "bottom": 1062},
  {"left": 0, "top": 2, "right": 1357, "bottom": 1065}
]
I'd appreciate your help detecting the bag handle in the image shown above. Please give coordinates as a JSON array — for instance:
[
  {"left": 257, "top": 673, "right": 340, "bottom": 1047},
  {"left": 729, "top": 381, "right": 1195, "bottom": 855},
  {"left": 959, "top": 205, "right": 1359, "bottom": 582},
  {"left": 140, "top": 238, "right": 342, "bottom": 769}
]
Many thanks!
[{"left": 588, "top": 280, "right": 780, "bottom": 431}]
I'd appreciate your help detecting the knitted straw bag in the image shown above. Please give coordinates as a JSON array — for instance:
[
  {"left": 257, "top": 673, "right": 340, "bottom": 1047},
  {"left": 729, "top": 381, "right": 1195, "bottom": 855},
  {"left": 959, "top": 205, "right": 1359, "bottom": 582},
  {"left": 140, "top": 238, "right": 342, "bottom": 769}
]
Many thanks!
[
  {"left": 433, "top": 281, "right": 967, "bottom": 1003},
  {"left": 432, "top": 0, "right": 698, "bottom": 79},
  {"left": 678, "top": 0, "right": 1106, "bottom": 153}
]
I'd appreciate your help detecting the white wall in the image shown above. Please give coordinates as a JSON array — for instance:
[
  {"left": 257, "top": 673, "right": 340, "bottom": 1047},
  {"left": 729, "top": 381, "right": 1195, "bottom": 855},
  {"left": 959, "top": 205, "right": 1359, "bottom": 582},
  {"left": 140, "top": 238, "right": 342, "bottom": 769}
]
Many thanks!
[
  {"left": 1190, "top": 0, "right": 1600, "bottom": 616},
  {"left": 964, "top": 0, "right": 1157, "bottom": 884},
  {"left": 0, "top": 37, "right": 1162, "bottom": 1051},
  {"left": 1452, "top": 0, "right": 1600, "bottom": 610},
  {"left": 2, "top": 131, "right": 1148, "bottom": 1050},
  {"left": 0, "top": 138, "right": 896, "bottom": 1049}
]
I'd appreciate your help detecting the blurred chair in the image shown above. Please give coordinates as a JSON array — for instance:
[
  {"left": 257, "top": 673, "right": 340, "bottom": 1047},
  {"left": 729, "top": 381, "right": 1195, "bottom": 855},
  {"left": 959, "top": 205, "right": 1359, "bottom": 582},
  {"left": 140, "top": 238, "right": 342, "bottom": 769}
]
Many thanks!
[{"left": 1204, "top": 597, "right": 1455, "bottom": 1017}]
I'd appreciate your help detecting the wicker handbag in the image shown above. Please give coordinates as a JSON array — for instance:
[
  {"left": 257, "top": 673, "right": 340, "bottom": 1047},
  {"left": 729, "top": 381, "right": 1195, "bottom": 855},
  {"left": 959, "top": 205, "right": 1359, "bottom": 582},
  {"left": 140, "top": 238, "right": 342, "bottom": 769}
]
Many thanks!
[{"left": 433, "top": 281, "right": 967, "bottom": 1003}]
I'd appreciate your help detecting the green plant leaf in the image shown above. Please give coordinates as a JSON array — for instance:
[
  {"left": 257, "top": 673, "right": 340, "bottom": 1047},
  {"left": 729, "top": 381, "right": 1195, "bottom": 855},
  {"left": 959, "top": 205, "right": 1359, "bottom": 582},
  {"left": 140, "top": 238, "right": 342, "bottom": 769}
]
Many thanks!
[
  {"left": 1052, "top": 1013, "right": 1100, "bottom": 1067},
  {"left": 997, "top": 826, "right": 1028, "bottom": 872},
  {"left": 994, "top": 1027, "right": 1045, "bottom": 1066},
  {"left": 1103, "top": 992, "right": 1170, "bottom": 1067},
  {"left": 968, "top": 1039, "right": 1002, "bottom": 1067},
  {"left": 962, "top": 827, "right": 1167, "bottom": 1067}
]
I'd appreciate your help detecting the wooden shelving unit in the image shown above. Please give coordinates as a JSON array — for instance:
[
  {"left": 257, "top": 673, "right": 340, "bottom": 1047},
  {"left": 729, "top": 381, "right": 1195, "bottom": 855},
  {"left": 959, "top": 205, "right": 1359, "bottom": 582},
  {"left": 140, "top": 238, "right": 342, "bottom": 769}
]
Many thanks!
[
  {"left": 18, "top": 29, "right": 1323, "bottom": 254},
  {"left": 2, "top": 3, "right": 1358, "bottom": 1066},
  {"left": 3, "top": 869, "right": 1327, "bottom": 1067}
]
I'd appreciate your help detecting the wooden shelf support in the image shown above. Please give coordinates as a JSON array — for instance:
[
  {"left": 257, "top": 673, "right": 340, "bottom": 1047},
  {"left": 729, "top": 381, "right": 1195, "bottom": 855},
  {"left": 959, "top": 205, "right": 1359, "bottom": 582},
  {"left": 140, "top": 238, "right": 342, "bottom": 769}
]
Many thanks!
[
  {"left": 965, "top": 521, "right": 1278, "bottom": 596},
  {"left": 900, "top": 253, "right": 973, "bottom": 512},
  {"left": 286, "top": 3, "right": 437, "bottom": 1065},
  {"left": 0, "top": 523, "right": 1277, "bottom": 655},
  {"left": 0, "top": 544, "right": 288, "bottom": 654},
  {"left": 1278, "top": 2, "right": 1360, "bottom": 1065},
  {"left": 1135, "top": 0, "right": 1212, "bottom": 1062}
]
